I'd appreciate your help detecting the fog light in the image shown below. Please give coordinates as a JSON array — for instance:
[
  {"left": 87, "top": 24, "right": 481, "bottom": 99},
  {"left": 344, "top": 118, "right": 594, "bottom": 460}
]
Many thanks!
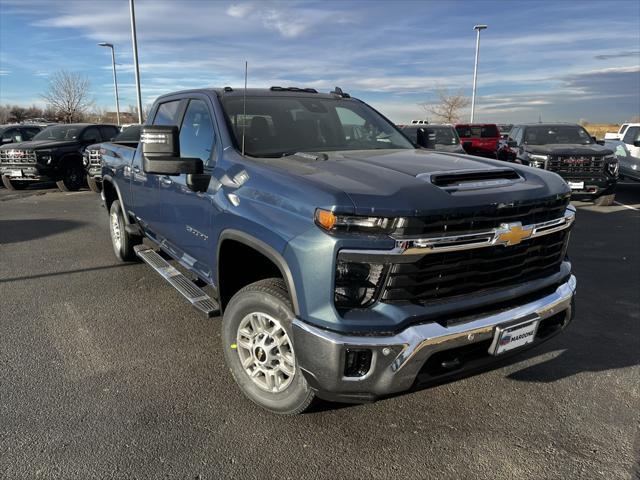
[
  {"left": 344, "top": 349, "right": 372, "bottom": 377},
  {"left": 335, "top": 261, "right": 386, "bottom": 309}
]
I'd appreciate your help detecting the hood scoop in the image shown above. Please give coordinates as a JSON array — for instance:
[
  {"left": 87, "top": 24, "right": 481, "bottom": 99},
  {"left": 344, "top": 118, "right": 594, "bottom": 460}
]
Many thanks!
[{"left": 418, "top": 168, "right": 523, "bottom": 192}]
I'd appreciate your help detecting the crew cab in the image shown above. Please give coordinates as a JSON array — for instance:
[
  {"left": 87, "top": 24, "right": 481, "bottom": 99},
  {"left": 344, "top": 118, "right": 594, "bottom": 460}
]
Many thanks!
[
  {"left": 0, "top": 123, "right": 119, "bottom": 191},
  {"left": 101, "top": 87, "right": 577, "bottom": 414},
  {"left": 84, "top": 124, "right": 141, "bottom": 193},
  {"left": 502, "top": 123, "right": 618, "bottom": 205},
  {"left": 619, "top": 123, "right": 640, "bottom": 158},
  {"left": 604, "top": 123, "right": 630, "bottom": 140},
  {"left": 455, "top": 123, "right": 501, "bottom": 157},
  {"left": 400, "top": 124, "right": 466, "bottom": 154}
]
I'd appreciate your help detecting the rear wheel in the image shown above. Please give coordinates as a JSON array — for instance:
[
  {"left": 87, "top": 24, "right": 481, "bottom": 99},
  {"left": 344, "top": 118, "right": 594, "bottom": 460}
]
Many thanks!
[
  {"left": 56, "top": 164, "right": 85, "bottom": 192},
  {"left": 222, "top": 278, "right": 315, "bottom": 415},
  {"left": 1, "top": 176, "right": 28, "bottom": 190},
  {"left": 109, "top": 201, "right": 141, "bottom": 262},
  {"left": 594, "top": 193, "right": 615, "bottom": 206},
  {"left": 87, "top": 175, "right": 102, "bottom": 193}
]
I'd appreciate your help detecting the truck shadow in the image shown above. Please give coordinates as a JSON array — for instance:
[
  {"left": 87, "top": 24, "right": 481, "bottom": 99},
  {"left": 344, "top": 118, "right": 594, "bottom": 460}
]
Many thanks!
[{"left": 0, "top": 219, "right": 86, "bottom": 245}]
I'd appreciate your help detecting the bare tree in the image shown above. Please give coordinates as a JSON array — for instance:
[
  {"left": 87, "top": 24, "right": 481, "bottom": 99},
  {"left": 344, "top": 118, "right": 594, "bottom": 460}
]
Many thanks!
[
  {"left": 420, "top": 88, "right": 470, "bottom": 124},
  {"left": 0, "top": 105, "right": 9, "bottom": 124},
  {"left": 9, "top": 106, "right": 27, "bottom": 123},
  {"left": 41, "top": 70, "right": 93, "bottom": 123}
]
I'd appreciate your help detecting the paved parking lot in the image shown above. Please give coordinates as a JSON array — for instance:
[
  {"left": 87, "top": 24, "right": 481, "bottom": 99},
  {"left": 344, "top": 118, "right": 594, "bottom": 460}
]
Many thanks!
[{"left": 1, "top": 183, "right": 638, "bottom": 479}]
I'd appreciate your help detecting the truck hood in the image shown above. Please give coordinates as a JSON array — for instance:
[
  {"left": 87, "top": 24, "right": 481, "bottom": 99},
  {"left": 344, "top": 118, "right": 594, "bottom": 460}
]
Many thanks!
[
  {"left": 0, "top": 139, "right": 78, "bottom": 150},
  {"left": 524, "top": 143, "right": 614, "bottom": 156},
  {"left": 267, "top": 149, "right": 570, "bottom": 216}
]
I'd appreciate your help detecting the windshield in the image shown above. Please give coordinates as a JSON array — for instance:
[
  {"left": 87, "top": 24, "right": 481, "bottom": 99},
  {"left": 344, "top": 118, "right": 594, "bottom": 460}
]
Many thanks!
[
  {"left": 524, "top": 125, "right": 594, "bottom": 145},
  {"left": 220, "top": 95, "right": 414, "bottom": 157},
  {"left": 33, "top": 125, "right": 81, "bottom": 141}
]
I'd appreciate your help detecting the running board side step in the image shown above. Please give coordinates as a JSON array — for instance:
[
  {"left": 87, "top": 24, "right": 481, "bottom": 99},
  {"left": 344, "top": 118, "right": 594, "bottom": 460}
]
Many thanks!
[{"left": 134, "top": 245, "right": 219, "bottom": 318}]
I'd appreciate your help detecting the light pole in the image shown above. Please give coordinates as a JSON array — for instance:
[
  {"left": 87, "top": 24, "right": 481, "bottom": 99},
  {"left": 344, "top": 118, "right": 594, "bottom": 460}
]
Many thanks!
[
  {"left": 470, "top": 24, "right": 487, "bottom": 123},
  {"left": 98, "top": 42, "right": 121, "bottom": 126},
  {"left": 129, "top": 0, "right": 143, "bottom": 124}
]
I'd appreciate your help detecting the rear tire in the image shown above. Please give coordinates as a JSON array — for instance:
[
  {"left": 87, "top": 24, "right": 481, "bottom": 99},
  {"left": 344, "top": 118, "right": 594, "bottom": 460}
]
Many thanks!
[
  {"left": 1, "top": 176, "right": 28, "bottom": 190},
  {"left": 109, "top": 201, "right": 141, "bottom": 262},
  {"left": 87, "top": 175, "right": 102, "bottom": 193},
  {"left": 222, "top": 278, "right": 315, "bottom": 415},
  {"left": 594, "top": 193, "right": 615, "bottom": 206},
  {"left": 56, "top": 163, "right": 85, "bottom": 192}
]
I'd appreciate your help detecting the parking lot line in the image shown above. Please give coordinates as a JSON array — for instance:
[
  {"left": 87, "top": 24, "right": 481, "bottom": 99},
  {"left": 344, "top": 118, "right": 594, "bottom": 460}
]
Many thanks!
[{"left": 613, "top": 201, "right": 640, "bottom": 211}]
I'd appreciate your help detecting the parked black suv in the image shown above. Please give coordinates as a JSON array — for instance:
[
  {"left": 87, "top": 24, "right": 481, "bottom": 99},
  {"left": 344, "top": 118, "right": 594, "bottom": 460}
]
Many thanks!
[
  {"left": 400, "top": 124, "right": 466, "bottom": 153},
  {"left": 0, "top": 123, "right": 119, "bottom": 191},
  {"left": 84, "top": 124, "right": 141, "bottom": 193},
  {"left": 499, "top": 123, "right": 618, "bottom": 205}
]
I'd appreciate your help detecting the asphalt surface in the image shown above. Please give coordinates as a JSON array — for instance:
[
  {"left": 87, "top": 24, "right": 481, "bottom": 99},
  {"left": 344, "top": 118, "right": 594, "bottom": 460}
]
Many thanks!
[{"left": 0, "top": 182, "right": 639, "bottom": 480}]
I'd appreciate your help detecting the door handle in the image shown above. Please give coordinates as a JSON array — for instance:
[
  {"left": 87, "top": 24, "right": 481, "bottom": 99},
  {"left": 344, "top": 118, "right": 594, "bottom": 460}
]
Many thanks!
[{"left": 160, "top": 176, "right": 173, "bottom": 186}]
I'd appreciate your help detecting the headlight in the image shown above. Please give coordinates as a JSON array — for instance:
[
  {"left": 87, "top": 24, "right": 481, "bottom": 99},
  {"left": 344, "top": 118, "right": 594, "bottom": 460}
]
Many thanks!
[
  {"left": 528, "top": 154, "right": 549, "bottom": 168},
  {"left": 606, "top": 157, "right": 619, "bottom": 176},
  {"left": 335, "top": 260, "right": 387, "bottom": 309},
  {"left": 315, "top": 209, "right": 398, "bottom": 234}
]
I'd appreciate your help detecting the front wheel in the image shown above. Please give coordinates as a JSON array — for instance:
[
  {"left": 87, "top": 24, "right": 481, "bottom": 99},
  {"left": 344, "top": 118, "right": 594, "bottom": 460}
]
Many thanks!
[
  {"left": 222, "top": 278, "right": 315, "bottom": 415},
  {"left": 109, "top": 201, "right": 141, "bottom": 262},
  {"left": 56, "top": 164, "right": 85, "bottom": 191},
  {"left": 1, "top": 176, "right": 28, "bottom": 190},
  {"left": 594, "top": 193, "right": 615, "bottom": 206}
]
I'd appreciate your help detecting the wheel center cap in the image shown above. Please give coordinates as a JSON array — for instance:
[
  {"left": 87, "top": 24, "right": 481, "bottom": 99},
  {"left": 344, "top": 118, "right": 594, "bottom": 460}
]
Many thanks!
[{"left": 255, "top": 346, "right": 267, "bottom": 363}]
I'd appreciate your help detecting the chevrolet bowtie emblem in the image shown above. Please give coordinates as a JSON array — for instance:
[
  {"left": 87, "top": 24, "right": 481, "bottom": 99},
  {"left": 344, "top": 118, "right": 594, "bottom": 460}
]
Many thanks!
[{"left": 497, "top": 223, "right": 533, "bottom": 246}]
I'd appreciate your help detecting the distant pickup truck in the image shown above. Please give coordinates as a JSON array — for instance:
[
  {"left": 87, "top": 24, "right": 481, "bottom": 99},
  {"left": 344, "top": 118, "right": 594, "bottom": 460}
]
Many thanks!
[
  {"left": 603, "top": 123, "right": 631, "bottom": 140},
  {"left": 498, "top": 123, "right": 618, "bottom": 205},
  {"left": 101, "top": 87, "right": 577, "bottom": 414},
  {"left": 399, "top": 124, "right": 466, "bottom": 154},
  {"left": 455, "top": 123, "right": 501, "bottom": 157},
  {"left": 0, "top": 123, "right": 119, "bottom": 191}
]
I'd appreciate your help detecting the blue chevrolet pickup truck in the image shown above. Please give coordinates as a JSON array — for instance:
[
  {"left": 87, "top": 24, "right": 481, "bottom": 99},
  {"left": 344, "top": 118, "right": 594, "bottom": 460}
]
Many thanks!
[{"left": 101, "top": 86, "right": 577, "bottom": 414}]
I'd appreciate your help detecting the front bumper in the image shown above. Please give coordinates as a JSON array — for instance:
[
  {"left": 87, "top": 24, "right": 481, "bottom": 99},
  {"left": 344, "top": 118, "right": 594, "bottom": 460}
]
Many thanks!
[
  {"left": 0, "top": 164, "right": 53, "bottom": 181},
  {"left": 561, "top": 176, "right": 616, "bottom": 199},
  {"left": 293, "top": 275, "right": 576, "bottom": 402}
]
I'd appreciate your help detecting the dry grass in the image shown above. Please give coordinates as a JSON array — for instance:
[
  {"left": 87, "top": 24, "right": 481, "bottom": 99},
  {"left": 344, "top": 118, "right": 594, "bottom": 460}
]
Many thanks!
[{"left": 583, "top": 123, "right": 620, "bottom": 139}]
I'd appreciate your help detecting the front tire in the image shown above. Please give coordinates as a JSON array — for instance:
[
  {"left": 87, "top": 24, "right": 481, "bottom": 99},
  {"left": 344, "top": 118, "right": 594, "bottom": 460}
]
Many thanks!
[
  {"left": 109, "top": 201, "right": 141, "bottom": 262},
  {"left": 56, "top": 164, "right": 85, "bottom": 192},
  {"left": 222, "top": 278, "right": 315, "bottom": 415},
  {"left": 594, "top": 193, "right": 615, "bottom": 206},
  {"left": 1, "top": 176, "right": 28, "bottom": 190},
  {"left": 87, "top": 175, "right": 102, "bottom": 193}
]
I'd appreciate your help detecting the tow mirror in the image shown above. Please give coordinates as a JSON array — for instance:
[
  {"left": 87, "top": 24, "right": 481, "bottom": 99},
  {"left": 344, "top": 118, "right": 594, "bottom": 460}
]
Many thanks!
[
  {"left": 416, "top": 128, "right": 437, "bottom": 149},
  {"left": 141, "top": 125, "right": 203, "bottom": 176}
]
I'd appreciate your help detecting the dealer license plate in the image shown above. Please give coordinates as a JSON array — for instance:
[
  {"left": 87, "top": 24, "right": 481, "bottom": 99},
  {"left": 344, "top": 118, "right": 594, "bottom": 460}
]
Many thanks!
[
  {"left": 489, "top": 318, "right": 539, "bottom": 355},
  {"left": 10, "top": 169, "right": 23, "bottom": 178},
  {"left": 568, "top": 181, "right": 584, "bottom": 190}
]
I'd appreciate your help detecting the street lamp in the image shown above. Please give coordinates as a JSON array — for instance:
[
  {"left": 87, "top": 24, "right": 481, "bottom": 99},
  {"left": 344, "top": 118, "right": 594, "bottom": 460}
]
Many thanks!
[
  {"left": 470, "top": 24, "right": 487, "bottom": 123},
  {"left": 129, "top": 0, "right": 143, "bottom": 124},
  {"left": 98, "top": 42, "right": 121, "bottom": 126}
]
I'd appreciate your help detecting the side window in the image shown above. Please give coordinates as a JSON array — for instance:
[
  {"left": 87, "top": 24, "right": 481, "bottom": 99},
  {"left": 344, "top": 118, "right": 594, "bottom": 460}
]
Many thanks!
[
  {"left": 99, "top": 126, "right": 119, "bottom": 141},
  {"left": 514, "top": 127, "right": 524, "bottom": 145},
  {"left": 3, "top": 129, "right": 20, "bottom": 142},
  {"left": 81, "top": 127, "right": 100, "bottom": 142},
  {"left": 623, "top": 126, "right": 639, "bottom": 144},
  {"left": 22, "top": 128, "right": 39, "bottom": 140},
  {"left": 179, "top": 99, "right": 215, "bottom": 163},
  {"left": 153, "top": 100, "right": 181, "bottom": 126}
]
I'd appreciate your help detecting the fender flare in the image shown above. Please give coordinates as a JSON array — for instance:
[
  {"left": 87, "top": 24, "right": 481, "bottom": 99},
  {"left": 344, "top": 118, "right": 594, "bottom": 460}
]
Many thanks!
[
  {"left": 217, "top": 229, "right": 300, "bottom": 315},
  {"left": 101, "top": 175, "right": 132, "bottom": 225}
]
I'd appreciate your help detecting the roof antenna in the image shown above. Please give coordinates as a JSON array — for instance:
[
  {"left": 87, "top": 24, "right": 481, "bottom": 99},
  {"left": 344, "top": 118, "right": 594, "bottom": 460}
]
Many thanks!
[{"left": 242, "top": 61, "right": 247, "bottom": 156}]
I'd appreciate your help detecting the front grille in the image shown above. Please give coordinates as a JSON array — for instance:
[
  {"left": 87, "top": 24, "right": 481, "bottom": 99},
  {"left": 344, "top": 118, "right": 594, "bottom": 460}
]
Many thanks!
[
  {"left": 547, "top": 155, "right": 605, "bottom": 174},
  {"left": 0, "top": 149, "right": 37, "bottom": 164},
  {"left": 87, "top": 148, "right": 101, "bottom": 166},
  {"left": 396, "top": 195, "right": 569, "bottom": 236},
  {"left": 382, "top": 230, "right": 569, "bottom": 304}
]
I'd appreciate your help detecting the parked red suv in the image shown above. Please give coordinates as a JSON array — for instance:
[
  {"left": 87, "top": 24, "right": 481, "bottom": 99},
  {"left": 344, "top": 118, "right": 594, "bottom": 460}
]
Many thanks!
[{"left": 455, "top": 123, "right": 501, "bottom": 157}]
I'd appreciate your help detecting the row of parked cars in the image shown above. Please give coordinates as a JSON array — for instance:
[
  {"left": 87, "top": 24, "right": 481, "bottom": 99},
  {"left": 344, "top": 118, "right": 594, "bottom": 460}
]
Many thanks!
[{"left": 399, "top": 121, "right": 640, "bottom": 206}]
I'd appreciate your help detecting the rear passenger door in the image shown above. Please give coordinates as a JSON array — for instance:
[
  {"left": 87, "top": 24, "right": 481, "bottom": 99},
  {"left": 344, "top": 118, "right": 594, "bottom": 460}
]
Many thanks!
[
  {"left": 158, "top": 95, "right": 219, "bottom": 280},
  {"left": 131, "top": 98, "right": 185, "bottom": 240}
]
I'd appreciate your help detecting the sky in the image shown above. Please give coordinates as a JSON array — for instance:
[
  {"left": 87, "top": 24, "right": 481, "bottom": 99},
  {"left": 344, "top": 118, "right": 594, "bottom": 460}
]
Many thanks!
[{"left": 0, "top": 0, "right": 639, "bottom": 124}]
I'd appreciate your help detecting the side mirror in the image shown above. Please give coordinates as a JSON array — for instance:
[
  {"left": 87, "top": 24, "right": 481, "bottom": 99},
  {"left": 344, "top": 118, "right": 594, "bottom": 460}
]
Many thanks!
[
  {"left": 141, "top": 125, "right": 203, "bottom": 175},
  {"left": 186, "top": 173, "right": 211, "bottom": 193},
  {"left": 416, "top": 128, "right": 436, "bottom": 149},
  {"left": 634, "top": 140, "right": 640, "bottom": 147}
]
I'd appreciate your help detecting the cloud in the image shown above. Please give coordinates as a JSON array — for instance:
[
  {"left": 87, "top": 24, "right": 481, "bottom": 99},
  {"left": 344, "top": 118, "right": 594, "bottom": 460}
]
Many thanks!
[
  {"left": 0, "top": 70, "right": 10, "bottom": 76},
  {"left": 594, "top": 51, "right": 640, "bottom": 60}
]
